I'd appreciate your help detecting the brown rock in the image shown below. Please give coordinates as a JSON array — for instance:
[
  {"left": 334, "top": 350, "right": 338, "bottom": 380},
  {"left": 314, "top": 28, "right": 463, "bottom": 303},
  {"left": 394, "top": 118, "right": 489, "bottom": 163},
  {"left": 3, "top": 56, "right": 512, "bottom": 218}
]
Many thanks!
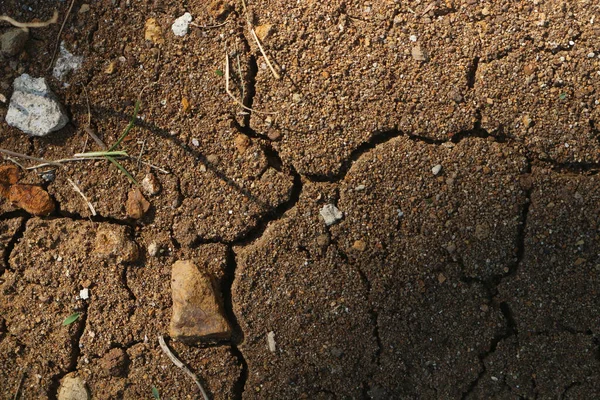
[
  {"left": 0, "top": 165, "right": 21, "bottom": 185},
  {"left": 8, "top": 184, "right": 55, "bottom": 216},
  {"left": 352, "top": 240, "right": 367, "bottom": 252},
  {"left": 94, "top": 225, "right": 139, "bottom": 263},
  {"left": 99, "top": 348, "right": 127, "bottom": 377},
  {"left": 104, "top": 60, "right": 116, "bottom": 74},
  {"left": 255, "top": 24, "right": 273, "bottom": 41},
  {"left": 170, "top": 260, "right": 231, "bottom": 342},
  {"left": 144, "top": 18, "right": 164, "bottom": 44},
  {"left": 126, "top": 188, "right": 150, "bottom": 219},
  {"left": 234, "top": 134, "right": 251, "bottom": 153}
]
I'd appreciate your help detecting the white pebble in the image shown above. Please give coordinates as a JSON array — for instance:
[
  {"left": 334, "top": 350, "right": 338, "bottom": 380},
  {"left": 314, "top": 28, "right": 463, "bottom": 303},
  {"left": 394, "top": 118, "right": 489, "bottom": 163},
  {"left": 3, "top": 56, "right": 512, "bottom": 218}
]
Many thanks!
[
  {"left": 191, "top": 138, "right": 200, "bottom": 147},
  {"left": 147, "top": 242, "right": 160, "bottom": 257},
  {"left": 432, "top": 164, "right": 442, "bottom": 175},
  {"left": 409, "top": 35, "right": 417, "bottom": 42},
  {"left": 171, "top": 12, "right": 193, "bottom": 37},
  {"left": 587, "top": 52, "right": 596, "bottom": 58},
  {"left": 80, "top": 288, "right": 89, "bottom": 300}
]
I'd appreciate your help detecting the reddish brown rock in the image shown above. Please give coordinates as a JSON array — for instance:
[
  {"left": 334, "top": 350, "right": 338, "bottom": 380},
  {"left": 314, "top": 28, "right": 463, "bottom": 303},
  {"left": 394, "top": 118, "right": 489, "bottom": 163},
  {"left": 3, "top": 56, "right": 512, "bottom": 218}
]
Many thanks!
[
  {"left": 8, "top": 184, "right": 55, "bottom": 216},
  {"left": 170, "top": 260, "right": 231, "bottom": 342},
  {"left": 125, "top": 188, "right": 150, "bottom": 219}
]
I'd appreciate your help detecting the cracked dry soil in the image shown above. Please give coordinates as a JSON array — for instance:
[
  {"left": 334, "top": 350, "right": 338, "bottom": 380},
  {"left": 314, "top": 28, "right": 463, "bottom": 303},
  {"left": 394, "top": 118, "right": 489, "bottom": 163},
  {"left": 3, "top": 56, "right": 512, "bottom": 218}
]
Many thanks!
[{"left": 1, "top": 0, "right": 600, "bottom": 399}]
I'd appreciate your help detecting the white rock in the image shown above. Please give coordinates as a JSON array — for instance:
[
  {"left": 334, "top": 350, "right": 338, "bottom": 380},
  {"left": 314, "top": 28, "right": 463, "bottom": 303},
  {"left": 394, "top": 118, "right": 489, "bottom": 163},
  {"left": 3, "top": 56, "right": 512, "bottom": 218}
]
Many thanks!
[
  {"left": 267, "top": 331, "right": 276, "bottom": 353},
  {"left": 53, "top": 42, "right": 83, "bottom": 81},
  {"left": 320, "top": 204, "right": 343, "bottom": 226},
  {"left": 432, "top": 164, "right": 442, "bottom": 175},
  {"left": 80, "top": 288, "right": 89, "bottom": 300},
  {"left": 172, "top": 12, "right": 193, "bottom": 37},
  {"left": 5, "top": 74, "right": 69, "bottom": 136},
  {"left": 147, "top": 242, "right": 160, "bottom": 257}
]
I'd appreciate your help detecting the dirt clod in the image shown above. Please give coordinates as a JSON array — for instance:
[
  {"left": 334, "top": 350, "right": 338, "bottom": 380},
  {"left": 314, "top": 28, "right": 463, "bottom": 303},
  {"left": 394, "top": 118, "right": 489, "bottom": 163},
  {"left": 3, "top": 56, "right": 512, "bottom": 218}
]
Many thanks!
[{"left": 99, "top": 348, "right": 128, "bottom": 377}]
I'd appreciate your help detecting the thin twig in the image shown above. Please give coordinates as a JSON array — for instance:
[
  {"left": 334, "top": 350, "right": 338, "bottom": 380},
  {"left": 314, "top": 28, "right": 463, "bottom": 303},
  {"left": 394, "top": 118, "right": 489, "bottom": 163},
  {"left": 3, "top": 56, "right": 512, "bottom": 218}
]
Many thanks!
[
  {"left": 13, "top": 370, "right": 25, "bottom": 400},
  {"left": 158, "top": 335, "right": 209, "bottom": 400},
  {"left": 25, "top": 156, "right": 113, "bottom": 170},
  {"left": 0, "top": 149, "right": 63, "bottom": 167},
  {"left": 48, "top": 0, "right": 76, "bottom": 70},
  {"left": 67, "top": 178, "right": 96, "bottom": 216},
  {"left": 138, "top": 159, "right": 170, "bottom": 174},
  {"left": 225, "top": 53, "right": 277, "bottom": 115},
  {"left": 236, "top": 53, "right": 245, "bottom": 103},
  {"left": 249, "top": 28, "right": 280, "bottom": 80},
  {"left": 0, "top": 10, "right": 58, "bottom": 29},
  {"left": 190, "top": 21, "right": 228, "bottom": 29},
  {"left": 4, "top": 157, "right": 27, "bottom": 170}
]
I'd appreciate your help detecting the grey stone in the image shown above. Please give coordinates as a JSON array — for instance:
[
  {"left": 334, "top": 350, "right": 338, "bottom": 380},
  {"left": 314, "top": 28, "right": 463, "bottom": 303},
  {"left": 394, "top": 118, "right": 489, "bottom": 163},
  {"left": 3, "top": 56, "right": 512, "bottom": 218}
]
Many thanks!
[
  {"left": 5, "top": 74, "right": 69, "bottom": 136},
  {"left": 52, "top": 42, "right": 83, "bottom": 80},
  {"left": 0, "top": 28, "right": 28, "bottom": 56},
  {"left": 320, "top": 204, "right": 343, "bottom": 226}
]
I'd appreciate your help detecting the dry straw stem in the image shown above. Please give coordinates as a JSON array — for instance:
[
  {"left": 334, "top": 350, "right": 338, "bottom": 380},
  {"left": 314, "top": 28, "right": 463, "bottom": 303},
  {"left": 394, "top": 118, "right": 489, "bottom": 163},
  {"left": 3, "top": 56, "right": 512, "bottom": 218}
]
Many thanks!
[
  {"left": 67, "top": 177, "right": 97, "bottom": 216},
  {"left": 225, "top": 53, "right": 277, "bottom": 115},
  {"left": 249, "top": 28, "right": 281, "bottom": 80},
  {"left": 158, "top": 335, "right": 209, "bottom": 400},
  {"left": 240, "top": 0, "right": 280, "bottom": 80},
  {"left": 48, "top": 0, "right": 76, "bottom": 70},
  {"left": 0, "top": 10, "right": 58, "bottom": 29}
]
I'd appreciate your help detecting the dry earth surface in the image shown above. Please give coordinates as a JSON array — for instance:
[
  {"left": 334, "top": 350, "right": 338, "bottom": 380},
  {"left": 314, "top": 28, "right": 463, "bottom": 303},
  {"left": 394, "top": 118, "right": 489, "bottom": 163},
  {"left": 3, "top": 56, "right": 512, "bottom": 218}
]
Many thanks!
[{"left": 0, "top": 0, "right": 599, "bottom": 399}]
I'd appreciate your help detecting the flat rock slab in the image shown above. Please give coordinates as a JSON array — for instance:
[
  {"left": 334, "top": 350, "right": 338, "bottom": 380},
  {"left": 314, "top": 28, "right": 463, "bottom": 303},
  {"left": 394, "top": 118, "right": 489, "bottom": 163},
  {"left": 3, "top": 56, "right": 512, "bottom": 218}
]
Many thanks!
[
  {"left": 81, "top": 342, "right": 241, "bottom": 399},
  {"left": 249, "top": 1, "right": 478, "bottom": 176},
  {"left": 468, "top": 334, "right": 600, "bottom": 399},
  {"left": 234, "top": 183, "right": 376, "bottom": 398},
  {"left": 249, "top": 0, "right": 600, "bottom": 176},
  {"left": 333, "top": 136, "right": 529, "bottom": 280},
  {"left": 499, "top": 169, "right": 600, "bottom": 334}
]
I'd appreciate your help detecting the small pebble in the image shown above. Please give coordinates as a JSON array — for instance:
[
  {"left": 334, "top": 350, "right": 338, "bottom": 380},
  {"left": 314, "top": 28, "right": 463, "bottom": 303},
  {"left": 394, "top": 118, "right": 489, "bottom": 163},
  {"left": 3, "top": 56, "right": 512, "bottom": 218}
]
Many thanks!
[
  {"left": 320, "top": 204, "right": 343, "bottom": 226},
  {"left": 352, "top": 240, "right": 367, "bottom": 251},
  {"left": 141, "top": 173, "right": 161, "bottom": 196},
  {"left": 147, "top": 242, "right": 160, "bottom": 257},
  {"left": 432, "top": 164, "right": 442, "bottom": 175},
  {"left": 78, "top": 4, "right": 90, "bottom": 13},
  {"left": 267, "top": 331, "right": 276, "bottom": 353},
  {"left": 79, "top": 288, "right": 89, "bottom": 300},
  {"left": 409, "top": 35, "right": 417, "bottom": 42},
  {"left": 191, "top": 138, "right": 200, "bottom": 147}
]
